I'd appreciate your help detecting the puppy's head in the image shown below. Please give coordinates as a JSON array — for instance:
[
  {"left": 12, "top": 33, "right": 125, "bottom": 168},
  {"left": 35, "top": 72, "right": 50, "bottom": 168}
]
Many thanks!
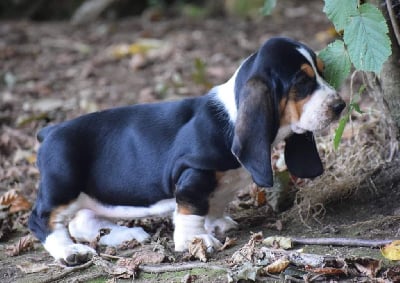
[
  {"left": 231, "top": 37, "right": 345, "bottom": 187},
  {"left": 277, "top": 40, "right": 346, "bottom": 134}
]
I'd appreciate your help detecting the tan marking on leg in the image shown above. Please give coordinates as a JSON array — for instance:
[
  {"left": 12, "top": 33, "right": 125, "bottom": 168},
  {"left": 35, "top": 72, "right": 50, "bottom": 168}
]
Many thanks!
[
  {"left": 49, "top": 205, "right": 68, "bottom": 229},
  {"left": 177, "top": 203, "right": 194, "bottom": 215}
]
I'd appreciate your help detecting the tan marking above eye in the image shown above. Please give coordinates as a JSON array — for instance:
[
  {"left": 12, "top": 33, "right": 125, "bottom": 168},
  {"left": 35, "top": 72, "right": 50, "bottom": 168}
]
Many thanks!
[
  {"left": 301, "top": 63, "right": 315, "bottom": 78},
  {"left": 316, "top": 57, "right": 325, "bottom": 73}
]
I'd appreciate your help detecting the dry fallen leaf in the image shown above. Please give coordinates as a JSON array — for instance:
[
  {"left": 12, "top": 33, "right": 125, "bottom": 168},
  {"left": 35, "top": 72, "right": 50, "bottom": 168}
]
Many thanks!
[
  {"left": 6, "top": 235, "right": 35, "bottom": 256},
  {"left": 117, "top": 238, "right": 140, "bottom": 250},
  {"left": 219, "top": 237, "right": 237, "bottom": 251},
  {"left": 13, "top": 149, "right": 36, "bottom": 164},
  {"left": 110, "top": 39, "right": 165, "bottom": 59},
  {"left": 0, "top": 190, "right": 32, "bottom": 213},
  {"left": 188, "top": 237, "right": 208, "bottom": 262},
  {"left": 233, "top": 262, "right": 260, "bottom": 281},
  {"left": 381, "top": 240, "right": 400, "bottom": 260},
  {"left": 116, "top": 258, "right": 139, "bottom": 273},
  {"left": 351, "top": 258, "right": 381, "bottom": 278},
  {"left": 384, "top": 265, "right": 400, "bottom": 282},
  {"left": 249, "top": 184, "right": 267, "bottom": 207},
  {"left": 263, "top": 236, "right": 292, "bottom": 250},
  {"left": 0, "top": 205, "right": 13, "bottom": 240},
  {"left": 262, "top": 257, "right": 290, "bottom": 274},
  {"left": 231, "top": 232, "right": 263, "bottom": 265},
  {"left": 131, "top": 250, "right": 165, "bottom": 265},
  {"left": 93, "top": 255, "right": 134, "bottom": 279}
]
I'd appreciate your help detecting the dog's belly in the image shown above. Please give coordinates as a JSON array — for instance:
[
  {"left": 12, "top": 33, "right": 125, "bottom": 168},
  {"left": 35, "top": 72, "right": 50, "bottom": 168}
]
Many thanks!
[{"left": 64, "top": 193, "right": 176, "bottom": 220}]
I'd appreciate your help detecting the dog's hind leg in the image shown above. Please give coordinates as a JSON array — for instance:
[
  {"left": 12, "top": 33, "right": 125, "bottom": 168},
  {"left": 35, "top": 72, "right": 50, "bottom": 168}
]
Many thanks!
[
  {"left": 68, "top": 209, "right": 150, "bottom": 246},
  {"left": 29, "top": 202, "right": 96, "bottom": 266},
  {"left": 28, "top": 174, "right": 96, "bottom": 266}
]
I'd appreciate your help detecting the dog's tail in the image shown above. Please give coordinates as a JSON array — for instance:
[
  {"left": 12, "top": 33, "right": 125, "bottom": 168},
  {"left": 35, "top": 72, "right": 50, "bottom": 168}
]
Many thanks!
[{"left": 36, "top": 125, "right": 56, "bottom": 142}]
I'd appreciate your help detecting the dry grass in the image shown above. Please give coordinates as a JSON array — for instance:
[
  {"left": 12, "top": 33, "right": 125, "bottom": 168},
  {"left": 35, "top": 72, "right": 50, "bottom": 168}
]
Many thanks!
[{"left": 291, "top": 107, "right": 397, "bottom": 224}]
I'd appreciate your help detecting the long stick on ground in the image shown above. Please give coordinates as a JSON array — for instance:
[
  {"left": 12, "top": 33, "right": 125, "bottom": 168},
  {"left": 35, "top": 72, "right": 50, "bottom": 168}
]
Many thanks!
[
  {"left": 291, "top": 237, "right": 394, "bottom": 248},
  {"left": 140, "top": 262, "right": 229, "bottom": 273}
]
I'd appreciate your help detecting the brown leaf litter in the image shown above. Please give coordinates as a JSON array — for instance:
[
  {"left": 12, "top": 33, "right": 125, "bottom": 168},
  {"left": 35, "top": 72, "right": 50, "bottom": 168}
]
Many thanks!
[
  {"left": 228, "top": 232, "right": 389, "bottom": 282},
  {"left": 0, "top": 189, "right": 32, "bottom": 213},
  {"left": 5, "top": 234, "right": 36, "bottom": 256},
  {"left": 188, "top": 237, "right": 208, "bottom": 262}
]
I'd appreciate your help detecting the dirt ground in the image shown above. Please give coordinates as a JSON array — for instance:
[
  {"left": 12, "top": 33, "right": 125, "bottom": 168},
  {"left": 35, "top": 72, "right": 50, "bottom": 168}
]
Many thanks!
[{"left": 1, "top": 0, "right": 400, "bottom": 282}]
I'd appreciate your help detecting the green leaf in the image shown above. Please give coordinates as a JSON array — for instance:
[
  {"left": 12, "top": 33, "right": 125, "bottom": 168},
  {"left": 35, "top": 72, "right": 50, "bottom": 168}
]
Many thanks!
[
  {"left": 261, "top": 0, "right": 276, "bottom": 16},
  {"left": 351, "top": 102, "right": 364, "bottom": 114},
  {"left": 334, "top": 114, "right": 350, "bottom": 150},
  {"left": 334, "top": 84, "right": 365, "bottom": 149},
  {"left": 323, "top": 0, "right": 358, "bottom": 31},
  {"left": 344, "top": 4, "right": 392, "bottom": 74},
  {"left": 319, "top": 40, "right": 351, "bottom": 90}
]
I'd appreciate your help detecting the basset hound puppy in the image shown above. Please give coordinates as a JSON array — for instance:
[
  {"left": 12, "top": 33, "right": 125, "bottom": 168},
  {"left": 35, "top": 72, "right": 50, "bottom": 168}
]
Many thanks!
[{"left": 29, "top": 37, "right": 345, "bottom": 266}]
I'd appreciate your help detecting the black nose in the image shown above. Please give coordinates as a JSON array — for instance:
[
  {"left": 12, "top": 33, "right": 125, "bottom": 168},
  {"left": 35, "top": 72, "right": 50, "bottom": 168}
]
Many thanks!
[{"left": 331, "top": 100, "right": 346, "bottom": 115}]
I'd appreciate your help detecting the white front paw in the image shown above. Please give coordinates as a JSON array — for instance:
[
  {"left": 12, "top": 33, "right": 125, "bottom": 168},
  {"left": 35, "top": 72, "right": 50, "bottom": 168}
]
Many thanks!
[
  {"left": 205, "top": 215, "right": 238, "bottom": 235},
  {"left": 173, "top": 213, "right": 222, "bottom": 252},
  {"left": 174, "top": 232, "right": 222, "bottom": 253}
]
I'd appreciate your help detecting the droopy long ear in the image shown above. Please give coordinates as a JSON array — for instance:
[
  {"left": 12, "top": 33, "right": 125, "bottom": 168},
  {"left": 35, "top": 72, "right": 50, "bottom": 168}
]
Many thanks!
[
  {"left": 231, "top": 78, "right": 278, "bottom": 188},
  {"left": 284, "top": 132, "right": 323, "bottom": 178}
]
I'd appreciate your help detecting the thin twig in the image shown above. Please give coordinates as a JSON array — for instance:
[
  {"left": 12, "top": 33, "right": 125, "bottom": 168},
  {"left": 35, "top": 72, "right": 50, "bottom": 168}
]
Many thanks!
[
  {"left": 101, "top": 253, "right": 229, "bottom": 274},
  {"left": 38, "top": 260, "right": 94, "bottom": 283},
  {"left": 99, "top": 253, "right": 123, "bottom": 260},
  {"left": 292, "top": 237, "right": 394, "bottom": 248}
]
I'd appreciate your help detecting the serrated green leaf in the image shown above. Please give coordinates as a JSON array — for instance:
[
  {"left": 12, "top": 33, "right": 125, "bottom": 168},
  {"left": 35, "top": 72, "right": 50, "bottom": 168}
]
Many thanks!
[
  {"left": 334, "top": 114, "right": 350, "bottom": 150},
  {"left": 318, "top": 40, "right": 351, "bottom": 90},
  {"left": 323, "top": 0, "right": 358, "bottom": 31},
  {"left": 344, "top": 3, "right": 391, "bottom": 74},
  {"left": 261, "top": 0, "right": 276, "bottom": 16}
]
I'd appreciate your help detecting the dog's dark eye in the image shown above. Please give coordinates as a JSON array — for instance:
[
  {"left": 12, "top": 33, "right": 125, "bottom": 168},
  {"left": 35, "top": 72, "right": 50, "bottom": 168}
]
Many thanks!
[{"left": 294, "top": 73, "right": 317, "bottom": 99}]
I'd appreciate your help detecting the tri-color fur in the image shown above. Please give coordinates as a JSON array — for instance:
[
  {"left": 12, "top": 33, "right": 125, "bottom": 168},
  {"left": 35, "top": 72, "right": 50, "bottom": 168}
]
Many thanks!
[{"left": 29, "top": 37, "right": 345, "bottom": 265}]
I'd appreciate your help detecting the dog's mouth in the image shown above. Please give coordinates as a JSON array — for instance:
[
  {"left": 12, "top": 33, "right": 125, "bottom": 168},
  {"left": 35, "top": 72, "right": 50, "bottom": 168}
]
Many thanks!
[{"left": 291, "top": 115, "right": 335, "bottom": 134}]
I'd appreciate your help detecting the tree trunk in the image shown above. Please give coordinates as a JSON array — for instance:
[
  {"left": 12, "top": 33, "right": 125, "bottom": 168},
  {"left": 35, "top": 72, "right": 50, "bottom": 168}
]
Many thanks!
[
  {"left": 381, "top": 0, "right": 400, "bottom": 131},
  {"left": 365, "top": 0, "right": 400, "bottom": 161}
]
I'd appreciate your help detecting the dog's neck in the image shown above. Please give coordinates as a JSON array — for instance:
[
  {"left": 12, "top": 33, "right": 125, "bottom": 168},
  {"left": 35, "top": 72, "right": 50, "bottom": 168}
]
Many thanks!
[
  {"left": 212, "top": 70, "right": 295, "bottom": 149},
  {"left": 214, "top": 70, "right": 239, "bottom": 123}
]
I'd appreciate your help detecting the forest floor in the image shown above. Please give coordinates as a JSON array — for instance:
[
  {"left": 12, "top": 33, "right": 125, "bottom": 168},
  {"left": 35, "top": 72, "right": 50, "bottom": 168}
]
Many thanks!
[{"left": 1, "top": 0, "right": 400, "bottom": 282}]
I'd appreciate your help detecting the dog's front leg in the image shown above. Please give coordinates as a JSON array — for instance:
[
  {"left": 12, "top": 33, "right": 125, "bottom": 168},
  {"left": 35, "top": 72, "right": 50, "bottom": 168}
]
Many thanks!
[{"left": 173, "top": 169, "right": 222, "bottom": 252}]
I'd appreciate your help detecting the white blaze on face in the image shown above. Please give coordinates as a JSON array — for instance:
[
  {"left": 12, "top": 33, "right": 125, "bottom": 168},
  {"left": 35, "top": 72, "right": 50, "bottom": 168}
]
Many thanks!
[{"left": 294, "top": 46, "right": 339, "bottom": 132}]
